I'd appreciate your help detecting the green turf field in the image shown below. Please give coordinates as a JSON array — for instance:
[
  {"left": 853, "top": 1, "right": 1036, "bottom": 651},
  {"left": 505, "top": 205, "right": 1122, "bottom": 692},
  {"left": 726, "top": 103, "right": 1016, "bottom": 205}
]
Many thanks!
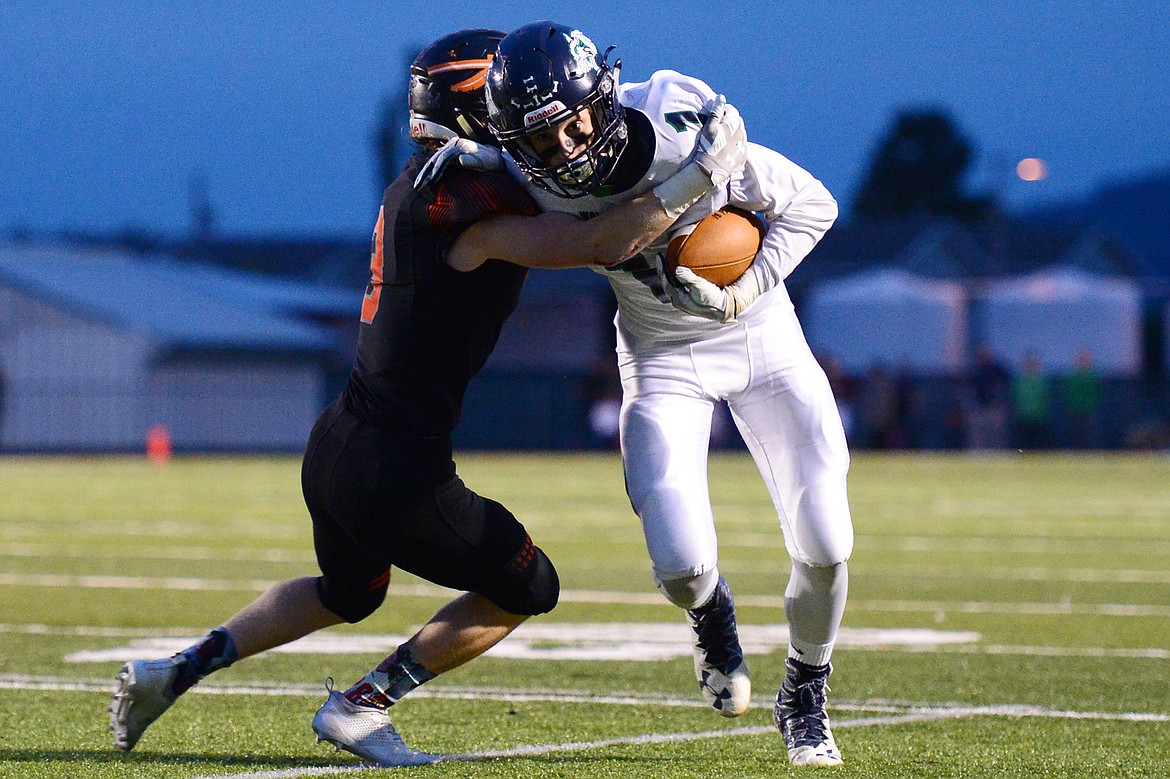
[{"left": 1, "top": 452, "right": 1167, "bottom": 778}]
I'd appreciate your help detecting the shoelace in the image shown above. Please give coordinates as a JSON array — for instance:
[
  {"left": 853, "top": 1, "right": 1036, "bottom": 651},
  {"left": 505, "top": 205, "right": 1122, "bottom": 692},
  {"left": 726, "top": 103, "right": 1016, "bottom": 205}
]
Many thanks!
[
  {"left": 689, "top": 582, "right": 742, "bottom": 673},
  {"left": 780, "top": 676, "right": 833, "bottom": 745}
]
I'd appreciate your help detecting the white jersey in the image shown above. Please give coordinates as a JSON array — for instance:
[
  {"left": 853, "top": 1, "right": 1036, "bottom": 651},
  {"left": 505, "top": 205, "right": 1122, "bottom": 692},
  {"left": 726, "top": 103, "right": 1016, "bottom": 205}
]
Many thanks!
[{"left": 506, "top": 69, "right": 839, "bottom": 353}]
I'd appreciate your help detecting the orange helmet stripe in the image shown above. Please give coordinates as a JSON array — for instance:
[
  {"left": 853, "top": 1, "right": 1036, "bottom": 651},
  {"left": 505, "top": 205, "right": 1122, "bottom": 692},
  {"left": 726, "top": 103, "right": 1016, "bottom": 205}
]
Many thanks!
[{"left": 427, "top": 55, "right": 493, "bottom": 93}]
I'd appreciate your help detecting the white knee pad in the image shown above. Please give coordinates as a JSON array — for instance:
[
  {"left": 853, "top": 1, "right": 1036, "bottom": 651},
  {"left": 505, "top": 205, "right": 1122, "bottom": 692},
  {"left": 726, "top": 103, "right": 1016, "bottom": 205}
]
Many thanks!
[{"left": 655, "top": 567, "right": 720, "bottom": 610}]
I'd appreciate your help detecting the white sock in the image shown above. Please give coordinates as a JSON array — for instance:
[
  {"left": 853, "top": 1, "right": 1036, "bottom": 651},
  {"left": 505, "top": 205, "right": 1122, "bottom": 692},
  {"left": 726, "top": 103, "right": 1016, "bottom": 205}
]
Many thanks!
[{"left": 784, "top": 560, "right": 847, "bottom": 668}]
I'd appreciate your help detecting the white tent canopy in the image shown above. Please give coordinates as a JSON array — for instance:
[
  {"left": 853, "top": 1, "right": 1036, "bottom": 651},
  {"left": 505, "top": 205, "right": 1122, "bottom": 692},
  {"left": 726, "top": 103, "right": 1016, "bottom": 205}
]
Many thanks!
[
  {"left": 975, "top": 266, "right": 1142, "bottom": 376},
  {"left": 804, "top": 268, "right": 968, "bottom": 375}
]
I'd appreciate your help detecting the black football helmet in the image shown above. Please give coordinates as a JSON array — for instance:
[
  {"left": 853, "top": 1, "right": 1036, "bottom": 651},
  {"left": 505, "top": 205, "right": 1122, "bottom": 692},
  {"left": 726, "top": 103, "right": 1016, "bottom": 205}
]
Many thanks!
[
  {"left": 485, "top": 21, "right": 627, "bottom": 197},
  {"left": 408, "top": 28, "right": 505, "bottom": 147}
]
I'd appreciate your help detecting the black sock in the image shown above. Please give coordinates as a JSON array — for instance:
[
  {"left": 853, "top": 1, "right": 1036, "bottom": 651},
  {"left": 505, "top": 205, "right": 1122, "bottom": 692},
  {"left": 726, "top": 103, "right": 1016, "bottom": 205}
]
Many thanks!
[
  {"left": 171, "top": 627, "right": 238, "bottom": 695},
  {"left": 788, "top": 657, "right": 831, "bottom": 681},
  {"left": 343, "top": 645, "right": 436, "bottom": 709}
]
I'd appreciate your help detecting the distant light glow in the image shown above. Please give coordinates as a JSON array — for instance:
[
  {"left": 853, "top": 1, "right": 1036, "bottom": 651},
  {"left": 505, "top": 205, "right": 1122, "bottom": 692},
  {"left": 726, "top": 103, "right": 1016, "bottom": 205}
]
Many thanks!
[{"left": 1016, "top": 157, "right": 1049, "bottom": 181}]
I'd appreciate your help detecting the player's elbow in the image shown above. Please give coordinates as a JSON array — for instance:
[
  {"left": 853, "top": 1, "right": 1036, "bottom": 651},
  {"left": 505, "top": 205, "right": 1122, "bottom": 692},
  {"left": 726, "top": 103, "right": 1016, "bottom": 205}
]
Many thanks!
[
  {"left": 815, "top": 184, "right": 839, "bottom": 227},
  {"left": 823, "top": 193, "right": 840, "bottom": 227},
  {"left": 590, "top": 236, "right": 641, "bottom": 267},
  {"left": 796, "top": 179, "right": 838, "bottom": 225}
]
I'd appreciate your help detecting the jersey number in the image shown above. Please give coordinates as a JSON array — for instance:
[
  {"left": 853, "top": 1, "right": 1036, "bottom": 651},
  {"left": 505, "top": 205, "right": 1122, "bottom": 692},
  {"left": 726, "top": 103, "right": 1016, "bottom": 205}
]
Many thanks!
[
  {"left": 664, "top": 110, "right": 703, "bottom": 132},
  {"left": 360, "top": 206, "right": 385, "bottom": 324}
]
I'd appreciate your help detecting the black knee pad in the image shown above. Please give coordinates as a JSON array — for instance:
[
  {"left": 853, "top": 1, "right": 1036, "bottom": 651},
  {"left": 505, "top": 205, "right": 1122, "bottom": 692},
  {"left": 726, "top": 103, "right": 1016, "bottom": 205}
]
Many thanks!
[
  {"left": 484, "top": 513, "right": 560, "bottom": 616},
  {"left": 514, "top": 544, "right": 560, "bottom": 615},
  {"left": 315, "top": 572, "right": 389, "bottom": 624}
]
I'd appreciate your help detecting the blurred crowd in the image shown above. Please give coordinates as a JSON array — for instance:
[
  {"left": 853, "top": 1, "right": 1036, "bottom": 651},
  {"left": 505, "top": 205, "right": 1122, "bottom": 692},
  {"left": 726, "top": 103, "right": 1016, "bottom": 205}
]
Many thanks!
[
  {"left": 817, "top": 346, "right": 1122, "bottom": 452},
  {"left": 576, "top": 342, "right": 1170, "bottom": 453}
]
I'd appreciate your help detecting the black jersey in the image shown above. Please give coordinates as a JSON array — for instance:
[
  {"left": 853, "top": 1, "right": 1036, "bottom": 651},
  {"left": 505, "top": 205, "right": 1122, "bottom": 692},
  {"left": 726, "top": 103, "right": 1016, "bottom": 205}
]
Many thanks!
[{"left": 342, "top": 153, "right": 540, "bottom": 436}]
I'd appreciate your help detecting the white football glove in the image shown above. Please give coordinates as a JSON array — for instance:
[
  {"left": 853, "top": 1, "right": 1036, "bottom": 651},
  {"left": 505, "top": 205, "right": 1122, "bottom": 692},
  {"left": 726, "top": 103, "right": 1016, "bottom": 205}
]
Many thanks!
[
  {"left": 413, "top": 137, "right": 505, "bottom": 195},
  {"left": 652, "top": 95, "right": 748, "bottom": 218},
  {"left": 656, "top": 253, "right": 764, "bottom": 324}
]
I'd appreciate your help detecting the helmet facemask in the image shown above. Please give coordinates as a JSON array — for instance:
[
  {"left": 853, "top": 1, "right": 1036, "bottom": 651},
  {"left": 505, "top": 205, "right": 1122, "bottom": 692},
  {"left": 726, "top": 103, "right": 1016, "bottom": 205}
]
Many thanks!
[{"left": 488, "top": 34, "right": 628, "bottom": 198}]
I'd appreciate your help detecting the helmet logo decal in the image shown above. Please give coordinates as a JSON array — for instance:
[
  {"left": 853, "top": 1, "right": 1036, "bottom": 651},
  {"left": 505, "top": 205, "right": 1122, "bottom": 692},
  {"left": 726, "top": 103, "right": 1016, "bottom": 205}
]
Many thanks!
[
  {"left": 504, "top": 75, "right": 562, "bottom": 111},
  {"left": 524, "top": 101, "right": 568, "bottom": 127},
  {"left": 563, "top": 30, "right": 598, "bottom": 73},
  {"left": 409, "top": 116, "right": 457, "bottom": 142},
  {"left": 427, "top": 55, "right": 494, "bottom": 93}
]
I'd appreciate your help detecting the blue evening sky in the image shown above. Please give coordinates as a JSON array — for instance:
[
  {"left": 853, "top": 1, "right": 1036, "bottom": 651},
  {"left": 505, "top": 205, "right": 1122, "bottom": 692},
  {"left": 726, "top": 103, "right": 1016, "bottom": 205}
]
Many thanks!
[{"left": 2, "top": 1, "right": 1167, "bottom": 238}]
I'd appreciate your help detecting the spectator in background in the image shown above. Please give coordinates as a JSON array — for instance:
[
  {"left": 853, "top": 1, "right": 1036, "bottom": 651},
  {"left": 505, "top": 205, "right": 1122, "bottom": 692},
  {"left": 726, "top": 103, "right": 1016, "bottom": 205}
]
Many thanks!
[
  {"left": 819, "top": 354, "right": 859, "bottom": 444},
  {"left": 585, "top": 356, "right": 622, "bottom": 449},
  {"left": 966, "top": 346, "right": 1012, "bottom": 450},
  {"left": 1012, "top": 352, "right": 1051, "bottom": 450},
  {"left": 894, "top": 363, "right": 916, "bottom": 448},
  {"left": 1063, "top": 348, "right": 1102, "bottom": 449},
  {"left": 860, "top": 364, "right": 906, "bottom": 449},
  {"left": 0, "top": 362, "right": 6, "bottom": 449},
  {"left": 939, "top": 404, "right": 968, "bottom": 450}
]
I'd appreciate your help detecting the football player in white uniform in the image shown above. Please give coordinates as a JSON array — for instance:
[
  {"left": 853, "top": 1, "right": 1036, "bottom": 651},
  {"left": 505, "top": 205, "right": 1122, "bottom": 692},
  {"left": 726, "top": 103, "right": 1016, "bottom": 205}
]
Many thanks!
[{"left": 421, "top": 20, "right": 852, "bottom": 768}]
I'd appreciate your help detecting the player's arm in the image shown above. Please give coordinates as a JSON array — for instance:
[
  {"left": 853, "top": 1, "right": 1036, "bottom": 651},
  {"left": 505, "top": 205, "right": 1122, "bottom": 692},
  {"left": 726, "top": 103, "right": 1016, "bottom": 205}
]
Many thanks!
[
  {"left": 729, "top": 143, "right": 839, "bottom": 287},
  {"left": 446, "top": 193, "right": 675, "bottom": 272},
  {"left": 446, "top": 95, "right": 748, "bottom": 272},
  {"left": 660, "top": 144, "right": 837, "bottom": 323}
]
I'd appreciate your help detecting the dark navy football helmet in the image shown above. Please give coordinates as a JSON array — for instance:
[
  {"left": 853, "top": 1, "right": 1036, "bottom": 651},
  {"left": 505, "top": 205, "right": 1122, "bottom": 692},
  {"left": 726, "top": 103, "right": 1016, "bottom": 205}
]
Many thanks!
[
  {"left": 409, "top": 28, "right": 505, "bottom": 147},
  {"left": 485, "top": 21, "right": 627, "bottom": 197}
]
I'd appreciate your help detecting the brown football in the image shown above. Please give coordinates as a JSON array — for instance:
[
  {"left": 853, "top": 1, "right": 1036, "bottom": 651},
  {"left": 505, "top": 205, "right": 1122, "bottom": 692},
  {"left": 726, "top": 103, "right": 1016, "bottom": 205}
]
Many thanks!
[{"left": 666, "top": 206, "right": 766, "bottom": 288}]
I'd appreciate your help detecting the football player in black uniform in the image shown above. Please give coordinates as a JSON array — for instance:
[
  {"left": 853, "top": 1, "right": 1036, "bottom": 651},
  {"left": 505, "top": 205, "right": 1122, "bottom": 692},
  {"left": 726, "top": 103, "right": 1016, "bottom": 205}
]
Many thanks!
[{"left": 109, "top": 28, "right": 746, "bottom": 767}]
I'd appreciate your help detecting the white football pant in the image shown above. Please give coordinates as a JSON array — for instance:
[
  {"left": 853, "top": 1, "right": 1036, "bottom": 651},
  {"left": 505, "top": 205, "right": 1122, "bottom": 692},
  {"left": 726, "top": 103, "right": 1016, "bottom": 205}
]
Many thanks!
[{"left": 618, "top": 299, "right": 854, "bottom": 660}]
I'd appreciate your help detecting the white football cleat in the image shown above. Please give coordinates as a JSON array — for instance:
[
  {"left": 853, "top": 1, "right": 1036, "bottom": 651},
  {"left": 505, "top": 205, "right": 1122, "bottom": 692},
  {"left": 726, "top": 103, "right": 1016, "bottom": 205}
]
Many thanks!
[
  {"left": 110, "top": 658, "right": 181, "bottom": 751},
  {"left": 687, "top": 576, "right": 751, "bottom": 717},
  {"left": 694, "top": 655, "right": 751, "bottom": 718},
  {"left": 312, "top": 687, "right": 437, "bottom": 767}
]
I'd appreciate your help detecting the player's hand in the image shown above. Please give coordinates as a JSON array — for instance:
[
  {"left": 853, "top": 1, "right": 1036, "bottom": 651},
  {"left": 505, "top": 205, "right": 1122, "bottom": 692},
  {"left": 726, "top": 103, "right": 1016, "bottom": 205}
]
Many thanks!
[
  {"left": 651, "top": 95, "right": 748, "bottom": 217},
  {"left": 656, "top": 251, "right": 765, "bottom": 323},
  {"left": 692, "top": 95, "right": 748, "bottom": 190},
  {"left": 656, "top": 253, "right": 735, "bottom": 322},
  {"left": 413, "top": 138, "right": 504, "bottom": 195}
]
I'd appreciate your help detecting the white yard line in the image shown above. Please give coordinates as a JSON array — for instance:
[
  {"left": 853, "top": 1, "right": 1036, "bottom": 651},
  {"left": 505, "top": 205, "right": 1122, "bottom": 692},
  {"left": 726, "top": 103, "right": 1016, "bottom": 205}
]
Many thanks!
[
  {"left": 839, "top": 598, "right": 1170, "bottom": 618},
  {"left": 850, "top": 535, "right": 1170, "bottom": 556},
  {"left": 6, "top": 674, "right": 1170, "bottom": 722},
  {"left": 5, "top": 673, "right": 1167, "bottom": 779},
  {"left": 0, "top": 674, "right": 722, "bottom": 706},
  {"left": 9, "top": 542, "right": 1170, "bottom": 583},
  {"left": 0, "top": 572, "right": 282, "bottom": 592},
  {"left": 6, "top": 620, "right": 1167, "bottom": 661},
  {"left": 0, "top": 519, "right": 301, "bottom": 540},
  {"left": 851, "top": 566, "right": 1170, "bottom": 584},
  {"left": 180, "top": 703, "right": 1170, "bottom": 779},
  {"left": 1, "top": 573, "right": 1167, "bottom": 618},
  {"left": 0, "top": 542, "right": 315, "bottom": 563},
  {"left": 0, "top": 623, "right": 208, "bottom": 637},
  {"left": 0, "top": 675, "right": 894, "bottom": 710},
  {"left": 11, "top": 534, "right": 1170, "bottom": 559}
]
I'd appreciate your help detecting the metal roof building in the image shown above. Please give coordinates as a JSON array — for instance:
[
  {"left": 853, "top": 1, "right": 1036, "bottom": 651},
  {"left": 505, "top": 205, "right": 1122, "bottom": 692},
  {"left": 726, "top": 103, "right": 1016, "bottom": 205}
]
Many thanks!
[{"left": 0, "top": 243, "right": 354, "bottom": 452}]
